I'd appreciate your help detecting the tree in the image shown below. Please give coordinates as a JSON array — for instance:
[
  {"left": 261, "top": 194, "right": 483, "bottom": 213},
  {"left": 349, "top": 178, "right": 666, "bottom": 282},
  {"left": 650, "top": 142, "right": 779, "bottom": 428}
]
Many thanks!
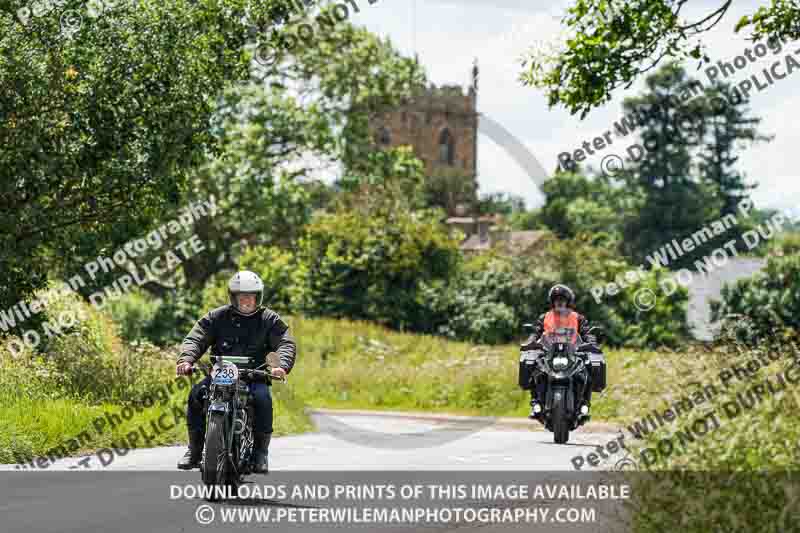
[
  {"left": 175, "top": 16, "right": 427, "bottom": 290},
  {"left": 616, "top": 64, "right": 769, "bottom": 269},
  {"left": 539, "top": 171, "right": 629, "bottom": 245},
  {"left": 1, "top": 1, "right": 427, "bottom": 316},
  {"left": 521, "top": 0, "right": 800, "bottom": 117},
  {"left": 291, "top": 207, "right": 462, "bottom": 332},
  {"left": 695, "top": 84, "right": 772, "bottom": 216},
  {"left": 0, "top": 0, "right": 299, "bottom": 315},
  {"left": 711, "top": 253, "right": 800, "bottom": 336},
  {"left": 424, "top": 234, "right": 690, "bottom": 347},
  {"left": 422, "top": 168, "right": 479, "bottom": 215},
  {"left": 336, "top": 146, "right": 428, "bottom": 214},
  {"left": 476, "top": 192, "right": 526, "bottom": 216}
]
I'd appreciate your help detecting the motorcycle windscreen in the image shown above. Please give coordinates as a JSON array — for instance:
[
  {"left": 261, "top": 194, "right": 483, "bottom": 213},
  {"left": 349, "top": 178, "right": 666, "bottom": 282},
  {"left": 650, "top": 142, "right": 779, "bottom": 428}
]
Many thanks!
[
  {"left": 541, "top": 330, "right": 578, "bottom": 355},
  {"left": 542, "top": 321, "right": 579, "bottom": 347}
]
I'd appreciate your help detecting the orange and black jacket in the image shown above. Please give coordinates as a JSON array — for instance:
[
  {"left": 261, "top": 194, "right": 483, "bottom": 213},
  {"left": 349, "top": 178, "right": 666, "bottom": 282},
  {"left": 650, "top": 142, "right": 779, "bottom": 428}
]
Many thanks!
[{"left": 531, "top": 310, "right": 591, "bottom": 340}]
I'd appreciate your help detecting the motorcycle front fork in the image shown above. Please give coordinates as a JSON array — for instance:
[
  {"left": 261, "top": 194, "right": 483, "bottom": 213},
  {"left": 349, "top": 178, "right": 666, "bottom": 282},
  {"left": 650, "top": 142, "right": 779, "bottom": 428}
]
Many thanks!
[{"left": 532, "top": 380, "right": 591, "bottom": 410}]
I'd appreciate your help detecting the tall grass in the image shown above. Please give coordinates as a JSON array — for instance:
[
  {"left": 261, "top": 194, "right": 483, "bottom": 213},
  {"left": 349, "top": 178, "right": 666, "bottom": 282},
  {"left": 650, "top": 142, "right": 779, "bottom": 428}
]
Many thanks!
[
  {"left": 0, "top": 288, "right": 311, "bottom": 465},
  {"left": 617, "top": 329, "right": 800, "bottom": 532},
  {"left": 282, "top": 315, "right": 647, "bottom": 420}
]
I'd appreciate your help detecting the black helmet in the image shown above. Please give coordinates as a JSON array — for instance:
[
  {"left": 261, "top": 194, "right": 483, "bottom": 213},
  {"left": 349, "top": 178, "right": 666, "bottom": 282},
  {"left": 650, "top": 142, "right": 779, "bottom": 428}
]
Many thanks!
[{"left": 548, "top": 284, "right": 575, "bottom": 307}]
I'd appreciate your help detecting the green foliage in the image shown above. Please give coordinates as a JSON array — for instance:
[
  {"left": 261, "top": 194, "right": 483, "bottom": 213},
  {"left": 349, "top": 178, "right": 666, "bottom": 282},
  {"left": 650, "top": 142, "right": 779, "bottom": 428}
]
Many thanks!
[
  {"left": 711, "top": 253, "right": 800, "bottom": 335},
  {"left": 140, "top": 287, "right": 205, "bottom": 345},
  {"left": 238, "top": 246, "right": 296, "bottom": 311},
  {"left": 761, "top": 231, "right": 800, "bottom": 257},
  {"left": 422, "top": 167, "right": 479, "bottom": 214},
  {"left": 625, "top": 337, "right": 800, "bottom": 532},
  {"left": 0, "top": 1, "right": 424, "bottom": 316},
  {"left": 292, "top": 208, "right": 462, "bottom": 332},
  {"left": 615, "top": 64, "right": 767, "bottom": 269},
  {"left": 534, "top": 64, "right": 769, "bottom": 271},
  {"left": 106, "top": 290, "right": 161, "bottom": 344},
  {"left": 694, "top": 84, "right": 772, "bottom": 216},
  {"left": 615, "top": 267, "right": 691, "bottom": 348},
  {"left": 507, "top": 209, "right": 545, "bottom": 231},
  {"left": 521, "top": 0, "right": 701, "bottom": 116},
  {"left": 0, "top": 285, "right": 178, "bottom": 409},
  {"left": 285, "top": 315, "right": 534, "bottom": 417},
  {"left": 542, "top": 236, "right": 691, "bottom": 348},
  {"left": 620, "top": 182, "right": 722, "bottom": 269},
  {"left": 0, "top": 0, "right": 300, "bottom": 313},
  {"left": 273, "top": 314, "right": 649, "bottom": 421},
  {"left": 0, "top": 334, "right": 62, "bottom": 404},
  {"left": 737, "top": 0, "right": 800, "bottom": 42},
  {"left": 0, "top": 285, "right": 311, "bottom": 464},
  {"left": 540, "top": 172, "right": 629, "bottom": 246},
  {"left": 424, "top": 254, "right": 554, "bottom": 345},
  {"left": 200, "top": 246, "right": 297, "bottom": 313},
  {"left": 337, "top": 146, "right": 428, "bottom": 212},
  {"left": 476, "top": 192, "right": 526, "bottom": 216},
  {"left": 423, "top": 235, "right": 689, "bottom": 348},
  {"left": 521, "top": 0, "right": 799, "bottom": 116},
  {"left": 106, "top": 287, "right": 204, "bottom": 347},
  {"left": 177, "top": 20, "right": 426, "bottom": 290},
  {"left": 0, "top": 335, "right": 311, "bottom": 464},
  {"left": 24, "top": 287, "right": 175, "bottom": 403}
]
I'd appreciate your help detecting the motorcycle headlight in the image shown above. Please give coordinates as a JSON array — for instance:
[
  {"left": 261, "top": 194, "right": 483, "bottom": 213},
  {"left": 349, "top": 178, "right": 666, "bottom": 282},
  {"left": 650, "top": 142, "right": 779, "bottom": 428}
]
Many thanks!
[{"left": 552, "top": 356, "right": 570, "bottom": 370}]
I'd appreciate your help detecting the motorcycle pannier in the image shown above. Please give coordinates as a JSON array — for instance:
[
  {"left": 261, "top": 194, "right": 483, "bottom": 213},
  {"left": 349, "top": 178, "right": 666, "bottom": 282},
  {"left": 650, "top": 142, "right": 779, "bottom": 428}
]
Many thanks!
[
  {"left": 588, "top": 353, "right": 606, "bottom": 392},
  {"left": 518, "top": 351, "right": 537, "bottom": 390}
]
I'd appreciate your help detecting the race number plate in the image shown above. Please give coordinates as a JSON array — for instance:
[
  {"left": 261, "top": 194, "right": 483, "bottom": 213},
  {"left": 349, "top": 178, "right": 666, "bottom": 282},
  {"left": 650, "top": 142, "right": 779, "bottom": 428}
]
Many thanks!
[{"left": 212, "top": 362, "right": 239, "bottom": 385}]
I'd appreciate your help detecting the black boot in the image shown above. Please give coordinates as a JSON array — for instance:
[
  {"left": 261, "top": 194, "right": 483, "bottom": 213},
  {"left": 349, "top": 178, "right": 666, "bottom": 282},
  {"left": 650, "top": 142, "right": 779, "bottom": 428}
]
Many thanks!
[
  {"left": 177, "top": 430, "right": 204, "bottom": 470},
  {"left": 252, "top": 432, "right": 270, "bottom": 474}
]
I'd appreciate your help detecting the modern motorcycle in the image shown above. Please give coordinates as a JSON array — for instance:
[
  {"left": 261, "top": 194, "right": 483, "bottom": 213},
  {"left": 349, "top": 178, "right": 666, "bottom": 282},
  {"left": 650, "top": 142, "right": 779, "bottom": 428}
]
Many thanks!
[{"left": 519, "top": 325, "right": 606, "bottom": 444}]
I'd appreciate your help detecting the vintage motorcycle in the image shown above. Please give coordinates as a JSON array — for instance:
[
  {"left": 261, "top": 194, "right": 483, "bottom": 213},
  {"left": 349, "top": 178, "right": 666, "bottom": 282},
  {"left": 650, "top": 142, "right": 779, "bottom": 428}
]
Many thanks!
[
  {"left": 194, "top": 352, "right": 285, "bottom": 500},
  {"left": 519, "top": 325, "right": 606, "bottom": 444}
]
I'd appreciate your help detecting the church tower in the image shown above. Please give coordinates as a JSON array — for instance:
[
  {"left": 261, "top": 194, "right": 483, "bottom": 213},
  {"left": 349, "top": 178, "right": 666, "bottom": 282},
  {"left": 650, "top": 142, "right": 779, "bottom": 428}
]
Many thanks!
[{"left": 369, "top": 61, "right": 479, "bottom": 214}]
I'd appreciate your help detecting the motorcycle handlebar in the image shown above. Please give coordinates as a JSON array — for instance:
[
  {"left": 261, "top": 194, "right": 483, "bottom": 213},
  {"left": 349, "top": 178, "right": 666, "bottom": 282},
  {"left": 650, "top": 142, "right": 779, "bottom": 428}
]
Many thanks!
[
  {"left": 181, "top": 365, "right": 286, "bottom": 382},
  {"left": 241, "top": 369, "right": 287, "bottom": 383}
]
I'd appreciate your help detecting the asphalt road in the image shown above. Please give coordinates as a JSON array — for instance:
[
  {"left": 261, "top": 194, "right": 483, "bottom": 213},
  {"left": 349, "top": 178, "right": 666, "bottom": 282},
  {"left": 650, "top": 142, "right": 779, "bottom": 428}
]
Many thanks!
[{"left": 1, "top": 412, "right": 630, "bottom": 533}]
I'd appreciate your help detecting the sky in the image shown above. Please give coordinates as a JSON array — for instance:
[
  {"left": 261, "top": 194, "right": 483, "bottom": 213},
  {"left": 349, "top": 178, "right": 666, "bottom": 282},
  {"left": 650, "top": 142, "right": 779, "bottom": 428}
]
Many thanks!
[{"left": 346, "top": 0, "right": 800, "bottom": 211}]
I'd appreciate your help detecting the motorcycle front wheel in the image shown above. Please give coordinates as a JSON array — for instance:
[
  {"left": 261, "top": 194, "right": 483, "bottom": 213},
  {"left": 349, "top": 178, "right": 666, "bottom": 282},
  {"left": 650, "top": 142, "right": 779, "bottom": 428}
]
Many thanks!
[
  {"left": 551, "top": 388, "right": 570, "bottom": 444},
  {"left": 202, "top": 412, "right": 236, "bottom": 501}
]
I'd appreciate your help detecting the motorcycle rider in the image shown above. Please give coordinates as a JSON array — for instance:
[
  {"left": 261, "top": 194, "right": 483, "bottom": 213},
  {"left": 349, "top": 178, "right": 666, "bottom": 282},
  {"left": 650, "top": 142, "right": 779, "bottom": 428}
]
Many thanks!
[
  {"left": 176, "top": 270, "right": 297, "bottom": 473},
  {"left": 526, "top": 284, "right": 596, "bottom": 420}
]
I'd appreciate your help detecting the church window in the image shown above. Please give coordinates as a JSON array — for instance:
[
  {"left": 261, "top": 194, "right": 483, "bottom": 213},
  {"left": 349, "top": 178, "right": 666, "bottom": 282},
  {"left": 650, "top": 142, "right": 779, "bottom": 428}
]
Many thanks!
[{"left": 439, "top": 128, "right": 455, "bottom": 165}]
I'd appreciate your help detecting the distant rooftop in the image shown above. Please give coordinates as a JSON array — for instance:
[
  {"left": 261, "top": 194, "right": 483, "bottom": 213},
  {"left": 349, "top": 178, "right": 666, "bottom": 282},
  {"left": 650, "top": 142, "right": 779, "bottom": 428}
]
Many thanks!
[{"left": 445, "top": 215, "right": 498, "bottom": 224}]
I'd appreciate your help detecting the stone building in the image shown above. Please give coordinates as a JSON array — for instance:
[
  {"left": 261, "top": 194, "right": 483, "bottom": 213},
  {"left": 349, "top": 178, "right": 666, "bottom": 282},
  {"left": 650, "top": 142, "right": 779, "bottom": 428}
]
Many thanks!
[
  {"left": 369, "top": 62, "right": 479, "bottom": 212},
  {"left": 369, "top": 62, "right": 545, "bottom": 255}
]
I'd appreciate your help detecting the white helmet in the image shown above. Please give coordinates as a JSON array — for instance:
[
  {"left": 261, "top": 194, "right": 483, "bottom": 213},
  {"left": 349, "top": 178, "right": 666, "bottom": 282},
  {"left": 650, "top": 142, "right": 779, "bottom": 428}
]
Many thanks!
[{"left": 228, "top": 271, "right": 264, "bottom": 316}]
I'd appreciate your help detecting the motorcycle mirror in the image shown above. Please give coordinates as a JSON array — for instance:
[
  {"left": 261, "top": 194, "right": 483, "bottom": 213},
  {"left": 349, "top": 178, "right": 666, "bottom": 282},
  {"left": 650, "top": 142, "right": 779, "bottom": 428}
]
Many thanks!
[{"left": 266, "top": 351, "right": 281, "bottom": 368}]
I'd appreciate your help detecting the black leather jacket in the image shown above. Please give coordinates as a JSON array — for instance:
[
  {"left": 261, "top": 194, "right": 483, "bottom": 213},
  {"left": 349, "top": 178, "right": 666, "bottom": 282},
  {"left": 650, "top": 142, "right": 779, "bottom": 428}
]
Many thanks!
[{"left": 178, "top": 305, "right": 297, "bottom": 379}]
